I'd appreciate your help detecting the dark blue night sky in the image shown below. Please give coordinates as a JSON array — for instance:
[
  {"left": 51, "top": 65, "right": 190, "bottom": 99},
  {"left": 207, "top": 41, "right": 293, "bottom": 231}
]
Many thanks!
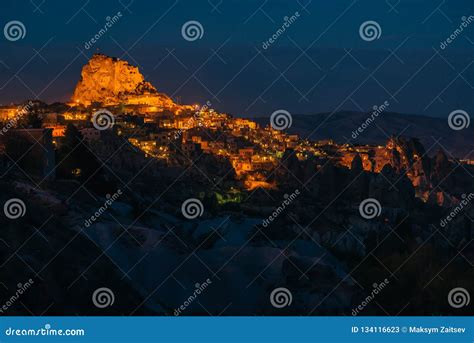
[{"left": 0, "top": 0, "right": 473, "bottom": 118}]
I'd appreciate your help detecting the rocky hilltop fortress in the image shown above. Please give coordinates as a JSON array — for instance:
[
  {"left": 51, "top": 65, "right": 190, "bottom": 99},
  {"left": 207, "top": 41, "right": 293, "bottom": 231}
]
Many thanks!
[{"left": 71, "top": 54, "right": 175, "bottom": 108}]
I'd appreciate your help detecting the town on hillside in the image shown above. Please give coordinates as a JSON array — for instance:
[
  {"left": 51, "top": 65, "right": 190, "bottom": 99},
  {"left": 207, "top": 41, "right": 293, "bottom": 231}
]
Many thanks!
[{"left": 0, "top": 54, "right": 471, "bottom": 206}]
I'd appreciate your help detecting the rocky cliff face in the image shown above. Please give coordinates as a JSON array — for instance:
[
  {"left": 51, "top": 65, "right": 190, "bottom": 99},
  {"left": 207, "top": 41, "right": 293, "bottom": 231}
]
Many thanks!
[
  {"left": 71, "top": 54, "right": 174, "bottom": 107},
  {"left": 344, "top": 136, "right": 473, "bottom": 207}
]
